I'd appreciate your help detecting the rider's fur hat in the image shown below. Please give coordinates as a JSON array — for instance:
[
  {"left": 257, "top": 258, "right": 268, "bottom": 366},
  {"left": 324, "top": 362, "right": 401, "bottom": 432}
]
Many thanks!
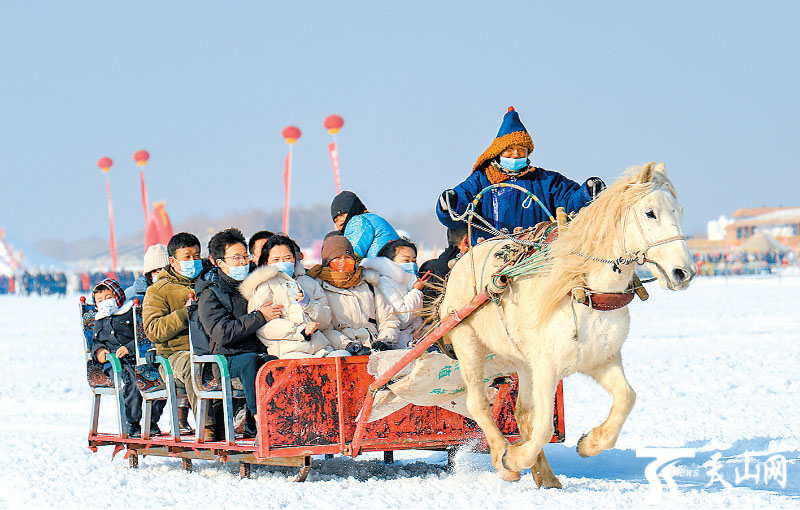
[{"left": 472, "top": 106, "right": 535, "bottom": 173}]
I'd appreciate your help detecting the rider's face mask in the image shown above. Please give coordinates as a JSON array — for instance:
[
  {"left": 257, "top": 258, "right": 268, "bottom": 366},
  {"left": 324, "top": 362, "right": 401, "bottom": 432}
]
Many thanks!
[{"left": 498, "top": 157, "right": 530, "bottom": 173}]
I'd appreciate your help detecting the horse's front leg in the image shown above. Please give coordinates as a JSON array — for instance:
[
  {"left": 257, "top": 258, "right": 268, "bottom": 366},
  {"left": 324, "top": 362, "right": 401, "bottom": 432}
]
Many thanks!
[
  {"left": 513, "top": 367, "right": 562, "bottom": 488},
  {"left": 451, "top": 329, "right": 520, "bottom": 482},
  {"left": 503, "top": 366, "right": 557, "bottom": 476},
  {"left": 577, "top": 354, "right": 636, "bottom": 457}
]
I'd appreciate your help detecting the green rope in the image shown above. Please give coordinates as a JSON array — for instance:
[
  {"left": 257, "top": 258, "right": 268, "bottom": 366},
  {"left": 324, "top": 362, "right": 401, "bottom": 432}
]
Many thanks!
[{"left": 472, "top": 183, "right": 555, "bottom": 222}]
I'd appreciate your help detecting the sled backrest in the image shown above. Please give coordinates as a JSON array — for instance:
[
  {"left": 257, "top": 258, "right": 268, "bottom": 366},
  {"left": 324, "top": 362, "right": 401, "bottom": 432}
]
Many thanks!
[
  {"left": 79, "top": 296, "right": 113, "bottom": 388},
  {"left": 131, "top": 298, "right": 165, "bottom": 392}
]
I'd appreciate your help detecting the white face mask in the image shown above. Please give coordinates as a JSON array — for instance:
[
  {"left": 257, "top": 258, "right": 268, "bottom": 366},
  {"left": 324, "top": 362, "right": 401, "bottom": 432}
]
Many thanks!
[
  {"left": 97, "top": 298, "right": 119, "bottom": 316},
  {"left": 151, "top": 273, "right": 159, "bottom": 284}
]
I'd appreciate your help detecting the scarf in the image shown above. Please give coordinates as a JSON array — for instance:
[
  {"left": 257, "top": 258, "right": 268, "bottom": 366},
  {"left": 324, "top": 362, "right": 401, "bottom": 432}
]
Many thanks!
[
  {"left": 307, "top": 264, "right": 364, "bottom": 289},
  {"left": 485, "top": 160, "right": 536, "bottom": 184}
]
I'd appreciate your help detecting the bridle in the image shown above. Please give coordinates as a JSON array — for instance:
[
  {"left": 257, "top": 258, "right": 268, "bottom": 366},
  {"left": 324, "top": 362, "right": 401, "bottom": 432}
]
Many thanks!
[{"left": 575, "top": 193, "right": 686, "bottom": 274}]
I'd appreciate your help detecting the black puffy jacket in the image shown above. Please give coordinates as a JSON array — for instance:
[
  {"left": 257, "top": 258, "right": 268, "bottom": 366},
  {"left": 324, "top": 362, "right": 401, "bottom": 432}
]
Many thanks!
[
  {"left": 196, "top": 269, "right": 267, "bottom": 356},
  {"left": 91, "top": 302, "right": 136, "bottom": 363}
]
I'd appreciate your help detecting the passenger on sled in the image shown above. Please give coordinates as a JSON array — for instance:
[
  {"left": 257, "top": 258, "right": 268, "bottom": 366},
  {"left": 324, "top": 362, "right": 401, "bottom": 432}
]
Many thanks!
[
  {"left": 239, "top": 234, "right": 337, "bottom": 359},
  {"left": 308, "top": 235, "right": 400, "bottom": 355},
  {"left": 436, "top": 106, "right": 605, "bottom": 244},
  {"left": 330, "top": 190, "right": 400, "bottom": 259},
  {"left": 196, "top": 228, "right": 282, "bottom": 439},
  {"left": 361, "top": 238, "right": 426, "bottom": 348},
  {"left": 124, "top": 244, "right": 169, "bottom": 302},
  {"left": 91, "top": 278, "right": 164, "bottom": 438}
]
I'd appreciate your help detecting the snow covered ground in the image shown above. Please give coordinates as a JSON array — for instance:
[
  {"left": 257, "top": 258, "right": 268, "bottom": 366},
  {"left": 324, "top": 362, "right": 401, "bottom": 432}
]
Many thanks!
[{"left": 0, "top": 275, "right": 798, "bottom": 509}]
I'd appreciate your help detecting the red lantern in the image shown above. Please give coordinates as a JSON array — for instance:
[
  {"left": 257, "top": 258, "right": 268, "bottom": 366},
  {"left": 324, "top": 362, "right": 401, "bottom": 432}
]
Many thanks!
[
  {"left": 323, "top": 115, "right": 344, "bottom": 134},
  {"left": 133, "top": 150, "right": 150, "bottom": 166},
  {"left": 281, "top": 126, "right": 302, "bottom": 145},
  {"left": 97, "top": 157, "right": 113, "bottom": 173}
]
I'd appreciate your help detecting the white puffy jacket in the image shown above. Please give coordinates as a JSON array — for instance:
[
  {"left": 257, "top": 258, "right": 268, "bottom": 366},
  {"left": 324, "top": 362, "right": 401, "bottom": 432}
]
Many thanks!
[
  {"left": 239, "top": 262, "right": 333, "bottom": 358},
  {"left": 316, "top": 268, "right": 401, "bottom": 350},
  {"left": 360, "top": 257, "right": 423, "bottom": 348}
]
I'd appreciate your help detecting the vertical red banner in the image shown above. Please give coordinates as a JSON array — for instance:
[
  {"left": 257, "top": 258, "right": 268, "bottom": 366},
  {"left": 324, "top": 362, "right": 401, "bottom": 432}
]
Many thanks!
[
  {"left": 105, "top": 176, "right": 118, "bottom": 271},
  {"left": 140, "top": 170, "right": 150, "bottom": 224},
  {"left": 327, "top": 141, "right": 341, "bottom": 194},
  {"left": 282, "top": 151, "right": 292, "bottom": 234}
]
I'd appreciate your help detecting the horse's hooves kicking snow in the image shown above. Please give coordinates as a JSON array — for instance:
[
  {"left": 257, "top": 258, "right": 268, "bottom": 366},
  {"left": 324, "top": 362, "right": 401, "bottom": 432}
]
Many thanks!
[
  {"left": 532, "top": 470, "right": 563, "bottom": 489},
  {"left": 498, "top": 448, "right": 521, "bottom": 481}
]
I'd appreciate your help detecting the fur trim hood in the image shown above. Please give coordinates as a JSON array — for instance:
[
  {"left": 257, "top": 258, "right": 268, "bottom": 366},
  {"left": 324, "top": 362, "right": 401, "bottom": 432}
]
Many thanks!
[
  {"left": 360, "top": 257, "right": 415, "bottom": 286},
  {"left": 238, "top": 265, "right": 282, "bottom": 301}
]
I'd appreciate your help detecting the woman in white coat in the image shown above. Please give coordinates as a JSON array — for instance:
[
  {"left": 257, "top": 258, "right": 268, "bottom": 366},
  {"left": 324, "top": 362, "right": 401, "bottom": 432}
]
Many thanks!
[
  {"left": 360, "top": 238, "right": 425, "bottom": 348},
  {"left": 239, "top": 235, "right": 335, "bottom": 358},
  {"left": 307, "top": 235, "right": 400, "bottom": 355}
]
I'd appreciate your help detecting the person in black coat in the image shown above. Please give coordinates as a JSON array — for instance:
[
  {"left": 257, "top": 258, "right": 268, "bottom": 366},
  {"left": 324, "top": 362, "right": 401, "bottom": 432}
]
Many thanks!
[
  {"left": 419, "top": 228, "right": 469, "bottom": 307},
  {"left": 196, "top": 228, "right": 281, "bottom": 437},
  {"left": 91, "top": 278, "right": 164, "bottom": 438}
]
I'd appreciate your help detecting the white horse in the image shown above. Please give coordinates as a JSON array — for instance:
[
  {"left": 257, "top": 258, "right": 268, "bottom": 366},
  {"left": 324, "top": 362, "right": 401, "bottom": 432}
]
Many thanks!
[{"left": 439, "top": 162, "right": 695, "bottom": 486}]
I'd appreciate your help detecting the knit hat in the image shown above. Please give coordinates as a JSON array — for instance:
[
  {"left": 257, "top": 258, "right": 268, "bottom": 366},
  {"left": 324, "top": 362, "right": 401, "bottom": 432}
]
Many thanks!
[
  {"left": 321, "top": 235, "right": 355, "bottom": 266},
  {"left": 330, "top": 191, "right": 367, "bottom": 226},
  {"left": 472, "top": 106, "right": 535, "bottom": 173},
  {"left": 143, "top": 244, "right": 169, "bottom": 274},
  {"left": 92, "top": 278, "right": 126, "bottom": 307}
]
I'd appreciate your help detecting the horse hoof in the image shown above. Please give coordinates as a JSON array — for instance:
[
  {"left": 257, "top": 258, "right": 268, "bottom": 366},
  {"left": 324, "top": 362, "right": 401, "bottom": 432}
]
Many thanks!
[
  {"left": 498, "top": 448, "right": 521, "bottom": 481},
  {"left": 499, "top": 468, "right": 521, "bottom": 482},
  {"left": 532, "top": 470, "right": 563, "bottom": 489},
  {"left": 576, "top": 433, "right": 594, "bottom": 458}
]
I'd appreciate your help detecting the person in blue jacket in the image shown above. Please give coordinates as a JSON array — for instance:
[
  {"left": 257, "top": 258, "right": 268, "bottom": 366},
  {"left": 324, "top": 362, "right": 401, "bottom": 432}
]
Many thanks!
[
  {"left": 437, "top": 106, "right": 605, "bottom": 244},
  {"left": 330, "top": 190, "right": 400, "bottom": 259}
]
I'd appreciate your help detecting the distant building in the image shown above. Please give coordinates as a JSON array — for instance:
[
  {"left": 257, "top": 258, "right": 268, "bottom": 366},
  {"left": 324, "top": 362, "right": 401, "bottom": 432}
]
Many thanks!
[
  {"left": 724, "top": 207, "right": 800, "bottom": 249},
  {"left": 707, "top": 215, "right": 734, "bottom": 241}
]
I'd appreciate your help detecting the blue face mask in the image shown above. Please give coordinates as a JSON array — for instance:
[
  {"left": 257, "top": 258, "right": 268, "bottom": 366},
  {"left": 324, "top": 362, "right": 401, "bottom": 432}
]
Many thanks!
[
  {"left": 399, "top": 262, "right": 418, "bottom": 276},
  {"left": 225, "top": 263, "right": 250, "bottom": 281},
  {"left": 498, "top": 157, "right": 529, "bottom": 172},
  {"left": 272, "top": 261, "right": 295, "bottom": 278},
  {"left": 178, "top": 259, "right": 203, "bottom": 279}
]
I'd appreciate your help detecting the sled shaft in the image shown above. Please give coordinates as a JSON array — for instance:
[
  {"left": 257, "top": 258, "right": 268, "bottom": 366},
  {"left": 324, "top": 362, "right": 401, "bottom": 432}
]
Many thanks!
[{"left": 349, "top": 291, "right": 490, "bottom": 456}]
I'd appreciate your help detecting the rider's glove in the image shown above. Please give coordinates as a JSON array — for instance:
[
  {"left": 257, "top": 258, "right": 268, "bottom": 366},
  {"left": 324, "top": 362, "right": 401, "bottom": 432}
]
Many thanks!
[
  {"left": 586, "top": 178, "right": 606, "bottom": 200},
  {"left": 438, "top": 189, "right": 458, "bottom": 213}
]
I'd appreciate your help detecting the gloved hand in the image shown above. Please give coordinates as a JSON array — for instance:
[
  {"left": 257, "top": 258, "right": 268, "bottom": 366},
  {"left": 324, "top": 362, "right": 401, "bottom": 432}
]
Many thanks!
[
  {"left": 345, "top": 341, "right": 364, "bottom": 356},
  {"left": 586, "top": 178, "right": 606, "bottom": 200},
  {"left": 371, "top": 341, "right": 391, "bottom": 352},
  {"left": 145, "top": 349, "right": 158, "bottom": 368},
  {"left": 438, "top": 189, "right": 458, "bottom": 213}
]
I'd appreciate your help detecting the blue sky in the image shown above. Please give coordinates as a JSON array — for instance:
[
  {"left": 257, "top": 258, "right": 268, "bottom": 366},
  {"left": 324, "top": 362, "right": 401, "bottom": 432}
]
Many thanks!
[{"left": 1, "top": 1, "right": 797, "bottom": 244}]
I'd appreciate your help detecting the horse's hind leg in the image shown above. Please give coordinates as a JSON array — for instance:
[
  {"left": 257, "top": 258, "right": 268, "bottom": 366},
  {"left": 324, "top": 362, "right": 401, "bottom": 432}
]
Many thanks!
[
  {"left": 577, "top": 355, "right": 636, "bottom": 457},
  {"left": 451, "top": 329, "right": 520, "bottom": 482},
  {"left": 513, "top": 368, "right": 562, "bottom": 488}
]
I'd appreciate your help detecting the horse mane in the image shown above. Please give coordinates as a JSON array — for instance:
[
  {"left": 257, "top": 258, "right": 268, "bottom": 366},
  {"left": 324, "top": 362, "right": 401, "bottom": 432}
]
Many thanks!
[{"left": 535, "top": 163, "right": 677, "bottom": 328}]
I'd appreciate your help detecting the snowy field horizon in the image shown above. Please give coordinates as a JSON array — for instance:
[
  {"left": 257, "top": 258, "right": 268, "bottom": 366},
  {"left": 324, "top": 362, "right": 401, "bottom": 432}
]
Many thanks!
[{"left": 1, "top": 276, "right": 798, "bottom": 508}]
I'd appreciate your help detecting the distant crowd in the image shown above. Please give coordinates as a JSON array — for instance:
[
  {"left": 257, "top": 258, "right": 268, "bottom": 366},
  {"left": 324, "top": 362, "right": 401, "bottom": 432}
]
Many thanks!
[
  {"left": 694, "top": 250, "right": 794, "bottom": 276},
  {"left": 0, "top": 270, "right": 139, "bottom": 295}
]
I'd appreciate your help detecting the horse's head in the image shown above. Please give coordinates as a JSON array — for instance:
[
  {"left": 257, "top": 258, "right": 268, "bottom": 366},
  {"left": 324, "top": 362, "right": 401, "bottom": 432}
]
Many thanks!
[{"left": 622, "top": 162, "right": 695, "bottom": 290}]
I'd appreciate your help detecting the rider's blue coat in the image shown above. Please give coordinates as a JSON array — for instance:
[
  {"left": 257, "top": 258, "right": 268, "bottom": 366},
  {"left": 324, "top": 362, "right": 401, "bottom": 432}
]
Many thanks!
[{"left": 436, "top": 168, "right": 594, "bottom": 243}]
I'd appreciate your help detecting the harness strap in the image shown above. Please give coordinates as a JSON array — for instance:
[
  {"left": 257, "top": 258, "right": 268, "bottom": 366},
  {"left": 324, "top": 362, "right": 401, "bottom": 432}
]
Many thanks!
[{"left": 569, "top": 289, "right": 635, "bottom": 311}]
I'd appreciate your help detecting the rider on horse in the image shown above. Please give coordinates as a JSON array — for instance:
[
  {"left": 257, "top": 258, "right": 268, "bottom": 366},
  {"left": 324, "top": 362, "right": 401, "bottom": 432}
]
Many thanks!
[{"left": 436, "top": 106, "right": 605, "bottom": 244}]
